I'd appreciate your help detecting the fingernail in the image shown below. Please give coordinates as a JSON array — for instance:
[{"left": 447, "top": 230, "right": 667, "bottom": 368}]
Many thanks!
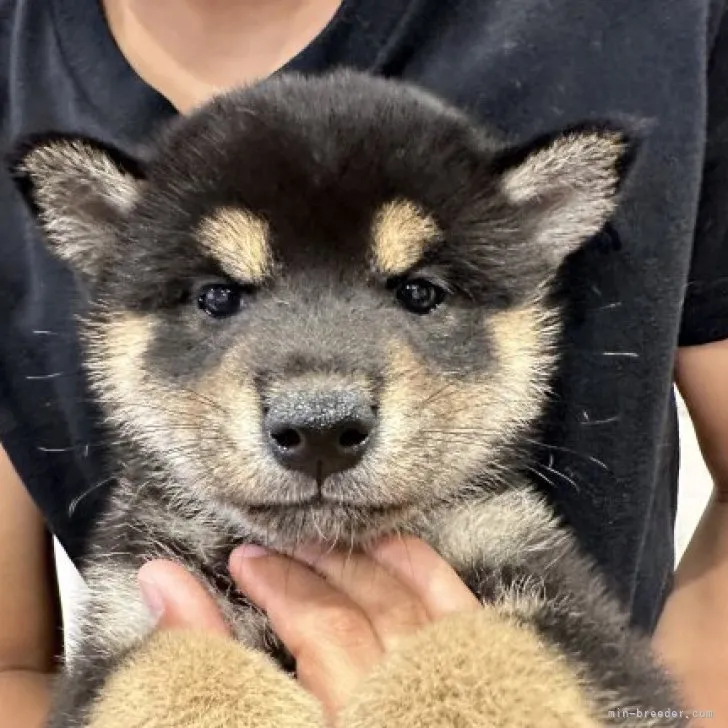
[
  {"left": 369, "top": 537, "right": 395, "bottom": 554},
  {"left": 232, "top": 543, "right": 270, "bottom": 565},
  {"left": 230, "top": 544, "right": 269, "bottom": 578},
  {"left": 292, "top": 544, "right": 321, "bottom": 564},
  {"left": 138, "top": 578, "right": 165, "bottom": 622},
  {"left": 237, "top": 543, "right": 269, "bottom": 559}
]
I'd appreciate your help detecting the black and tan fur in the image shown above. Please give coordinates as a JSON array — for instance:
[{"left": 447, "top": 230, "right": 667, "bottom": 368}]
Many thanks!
[{"left": 10, "top": 71, "right": 684, "bottom": 727}]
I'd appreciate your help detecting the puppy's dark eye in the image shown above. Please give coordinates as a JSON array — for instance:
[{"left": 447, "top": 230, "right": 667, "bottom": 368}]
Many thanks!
[
  {"left": 395, "top": 279, "right": 446, "bottom": 314},
  {"left": 197, "top": 283, "right": 243, "bottom": 318}
]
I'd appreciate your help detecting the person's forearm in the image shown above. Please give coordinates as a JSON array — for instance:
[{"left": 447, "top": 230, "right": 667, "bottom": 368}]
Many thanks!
[
  {"left": 0, "top": 669, "right": 54, "bottom": 728},
  {"left": 654, "top": 492, "right": 728, "bottom": 726}
]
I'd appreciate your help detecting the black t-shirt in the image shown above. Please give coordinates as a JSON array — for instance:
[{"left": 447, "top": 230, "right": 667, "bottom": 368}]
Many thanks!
[{"left": 2, "top": 0, "right": 728, "bottom": 633}]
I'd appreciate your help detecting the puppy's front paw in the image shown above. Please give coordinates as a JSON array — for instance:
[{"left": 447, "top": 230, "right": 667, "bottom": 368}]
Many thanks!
[
  {"left": 86, "top": 630, "right": 325, "bottom": 728},
  {"left": 338, "top": 607, "right": 602, "bottom": 728}
]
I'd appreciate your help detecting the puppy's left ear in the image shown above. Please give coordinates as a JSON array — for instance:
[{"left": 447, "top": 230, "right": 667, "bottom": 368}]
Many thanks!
[
  {"left": 494, "top": 123, "right": 640, "bottom": 269},
  {"left": 7, "top": 133, "right": 145, "bottom": 283}
]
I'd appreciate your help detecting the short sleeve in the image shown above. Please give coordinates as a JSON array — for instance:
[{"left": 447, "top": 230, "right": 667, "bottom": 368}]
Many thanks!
[{"left": 679, "top": 3, "right": 728, "bottom": 346}]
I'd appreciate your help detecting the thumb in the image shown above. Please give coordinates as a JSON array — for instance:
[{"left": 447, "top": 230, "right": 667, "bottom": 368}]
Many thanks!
[{"left": 138, "top": 559, "right": 231, "bottom": 636}]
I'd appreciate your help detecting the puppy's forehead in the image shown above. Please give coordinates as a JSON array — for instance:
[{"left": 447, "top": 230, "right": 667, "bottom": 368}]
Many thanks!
[{"left": 147, "top": 75, "right": 491, "bottom": 277}]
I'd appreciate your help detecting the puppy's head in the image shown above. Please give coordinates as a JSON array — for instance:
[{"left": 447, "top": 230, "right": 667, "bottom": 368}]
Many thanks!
[{"left": 10, "top": 72, "right": 635, "bottom": 546}]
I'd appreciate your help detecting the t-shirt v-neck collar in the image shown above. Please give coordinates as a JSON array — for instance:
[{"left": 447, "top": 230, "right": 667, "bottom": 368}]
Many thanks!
[{"left": 50, "top": 0, "right": 415, "bottom": 136}]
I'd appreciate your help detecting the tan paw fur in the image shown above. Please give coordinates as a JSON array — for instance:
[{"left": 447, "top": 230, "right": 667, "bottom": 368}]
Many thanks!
[
  {"left": 87, "top": 630, "right": 325, "bottom": 728},
  {"left": 338, "top": 608, "right": 603, "bottom": 728}
]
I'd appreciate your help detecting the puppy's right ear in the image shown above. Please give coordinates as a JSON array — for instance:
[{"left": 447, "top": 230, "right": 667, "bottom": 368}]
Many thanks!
[{"left": 7, "top": 133, "right": 145, "bottom": 284}]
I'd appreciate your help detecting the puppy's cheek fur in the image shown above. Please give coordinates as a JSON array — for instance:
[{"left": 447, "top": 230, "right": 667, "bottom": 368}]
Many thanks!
[
  {"left": 375, "top": 337, "right": 500, "bottom": 500},
  {"left": 202, "top": 348, "right": 277, "bottom": 503},
  {"left": 374, "top": 300, "right": 558, "bottom": 502},
  {"left": 338, "top": 609, "right": 601, "bottom": 728},
  {"left": 87, "top": 631, "right": 325, "bottom": 728},
  {"left": 87, "top": 311, "right": 274, "bottom": 504}
]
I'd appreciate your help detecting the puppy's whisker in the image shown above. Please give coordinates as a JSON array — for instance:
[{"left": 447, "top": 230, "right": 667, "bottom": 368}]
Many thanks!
[
  {"left": 523, "top": 438, "right": 609, "bottom": 471},
  {"left": 68, "top": 476, "right": 116, "bottom": 517}
]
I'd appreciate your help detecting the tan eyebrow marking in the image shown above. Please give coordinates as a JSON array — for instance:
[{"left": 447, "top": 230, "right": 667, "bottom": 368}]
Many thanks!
[
  {"left": 371, "top": 200, "right": 440, "bottom": 276},
  {"left": 196, "top": 207, "right": 271, "bottom": 283}
]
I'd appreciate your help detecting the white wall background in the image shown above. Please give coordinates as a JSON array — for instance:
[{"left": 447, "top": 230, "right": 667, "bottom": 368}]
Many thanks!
[{"left": 55, "top": 391, "right": 714, "bottom": 634}]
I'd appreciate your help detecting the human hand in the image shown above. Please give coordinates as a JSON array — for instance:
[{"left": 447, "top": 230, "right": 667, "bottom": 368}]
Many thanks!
[{"left": 138, "top": 537, "right": 480, "bottom": 725}]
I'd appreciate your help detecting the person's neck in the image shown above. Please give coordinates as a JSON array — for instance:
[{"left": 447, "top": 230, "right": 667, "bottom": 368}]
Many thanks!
[{"left": 102, "top": 0, "right": 343, "bottom": 112}]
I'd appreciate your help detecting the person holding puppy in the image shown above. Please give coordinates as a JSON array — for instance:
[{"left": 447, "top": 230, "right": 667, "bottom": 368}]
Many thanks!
[{"left": 1, "top": 1, "right": 727, "bottom": 725}]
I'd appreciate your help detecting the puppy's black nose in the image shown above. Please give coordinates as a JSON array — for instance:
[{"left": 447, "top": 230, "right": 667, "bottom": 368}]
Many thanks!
[{"left": 264, "top": 390, "right": 375, "bottom": 481}]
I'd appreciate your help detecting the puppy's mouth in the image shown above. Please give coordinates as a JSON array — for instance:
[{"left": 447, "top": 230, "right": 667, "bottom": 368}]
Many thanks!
[{"left": 245, "top": 497, "right": 411, "bottom": 517}]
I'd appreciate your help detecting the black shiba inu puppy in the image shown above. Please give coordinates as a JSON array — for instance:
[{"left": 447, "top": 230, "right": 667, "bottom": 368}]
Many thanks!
[{"left": 11, "top": 71, "right": 684, "bottom": 727}]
